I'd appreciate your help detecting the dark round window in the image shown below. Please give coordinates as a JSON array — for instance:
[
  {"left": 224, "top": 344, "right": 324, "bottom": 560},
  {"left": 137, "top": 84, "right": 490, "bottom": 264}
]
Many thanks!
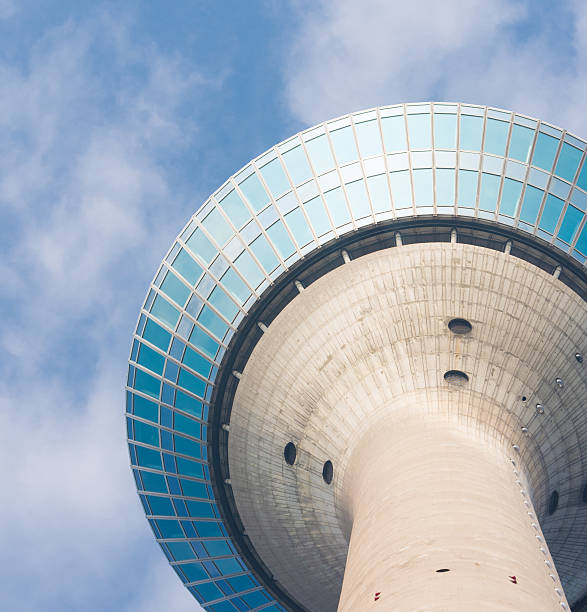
[
  {"left": 582, "top": 483, "right": 587, "bottom": 504},
  {"left": 284, "top": 442, "right": 296, "bottom": 465},
  {"left": 576, "top": 352, "right": 584, "bottom": 363},
  {"left": 444, "top": 370, "right": 469, "bottom": 385},
  {"left": 322, "top": 460, "right": 333, "bottom": 484},
  {"left": 448, "top": 318, "right": 472, "bottom": 335},
  {"left": 548, "top": 490, "right": 559, "bottom": 515}
]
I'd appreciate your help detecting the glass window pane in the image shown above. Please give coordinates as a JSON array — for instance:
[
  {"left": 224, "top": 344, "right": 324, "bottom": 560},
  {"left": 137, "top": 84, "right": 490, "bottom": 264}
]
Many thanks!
[
  {"left": 304, "top": 196, "right": 331, "bottom": 235},
  {"left": 147, "top": 495, "right": 173, "bottom": 515},
  {"left": 434, "top": 113, "right": 457, "bottom": 149},
  {"left": 208, "top": 286, "right": 239, "bottom": 321},
  {"left": 234, "top": 250, "right": 265, "bottom": 287},
  {"left": 220, "top": 267, "right": 250, "bottom": 304},
  {"left": 576, "top": 161, "right": 587, "bottom": 192},
  {"left": 460, "top": 115, "right": 483, "bottom": 151},
  {"left": 134, "top": 419, "right": 160, "bottom": 446},
  {"left": 408, "top": 114, "right": 431, "bottom": 149},
  {"left": 219, "top": 190, "right": 250, "bottom": 229},
  {"left": 519, "top": 185, "right": 544, "bottom": 224},
  {"left": 479, "top": 173, "right": 501, "bottom": 212},
  {"left": 574, "top": 223, "right": 587, "bottom": 254},
  {"left": 151, "top": 295, "right": 180, "bottom": 329},
  {"left": 259, "top": 159, "right": 290, "bottom": 198},
  {"left": 197, "top": 305, "right": 229, "bottom": 339},
  {"left": 305, "top": 135, "right": 335, "bottom": 174},
  {"left": 345, "top": 179, "right": 371, "bottom": 218},
  {"left": 367, "top": 174, "right": 391, "bottom": 213},
  {"left": 458, "top": 169, "right": 478, "bottom": 206},
  {"left": 389, "top": 170, "right": 412, "bottom": 208},
  {"left": 178, "top": 368, "right": 206, "bottom": 398},
  {"left": 183, "top": 346, "right": 212, "bottom": 379},
  {"left": 330, "top": 126, "right": 359, "bottom": 165},
  {"left": 538, "top": 194, "right": 565, "bottom": 233},
  {"left": 381, "top": 116, "right": 407, "bottom": 152},
  {"left": 202, "top": 209, "right": 232, "bottom": 247},
  {"left": 499, "top": 178, "right": 523, "bottom": 216},
  {"left": 143, "top": 318, "right": 171, "bottom": 351},
  {"left": 282, "top": 146, "right": 312, "bottom": 185},
  {"left": 134, "top": 394, "right": 159, "bottom": 422},
  {"left": 284, "top": 207, "right": 313, "bottom": 246},
  {"left": 140, "top": 471, "right": 167, "bottom": 493},
  {"left": 189, "top": 326, "right": 219, "bottom": 360},
  {"left": 239, "top": 173, "right": 269, "bottom": 211},
  {"left": 508, "top": 124, "right": 534, "bottom": 162},
  {"left": 138, "top": 344, "right": 165, "bottom": 375},
  {"left": 266, "top": 220, "right": 296, "bottom": 258},
  {"left": 185, "top": 228, "right": 217, "bottom": 264},
  {"left": 436, "top": 168, "right": 455, "bottom": 205},
  {"left": 531, "top": 132, "right": 559, "bottom": 172},
  {"left": 484, "top": 119, "right": 509, "bottom": 156},
  {"left": 557, "top": 205, "right": 583, "bottom": 243},
  {"left": 413, "top": 169, "right": 433, "bottom": 206},
  {"left": 324, "top": 187, "right": 351, "bottom": 225},
  {"left": 249, "top": 234, "right": 279, "bottom": 272},
  {"left": 555, "top": 143, "right": 582, "bottom": 182},
  {"left": 172, "top": 249, "right": 202, "bottom": 286},
  {"left": 161, "top": 272, "right": 190, "bottom": 307},
  {"left": 355, "top": 120, "right": 382, "bottom": 157}
]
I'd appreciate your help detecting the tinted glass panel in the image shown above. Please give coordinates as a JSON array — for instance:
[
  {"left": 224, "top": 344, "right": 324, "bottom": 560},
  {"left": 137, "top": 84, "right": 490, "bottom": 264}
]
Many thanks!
[
  {"left": 408, "top": 114, "right": 431, "bottom": 149},
  {"left": 531, "top": 132, "right": 559, "bottom": 171},
  {"left": 434, "top": 113, "right": 457, "bottom": 149},
  {"left": 460, "top": 115, "right": 483, "bottom": 151},
  {"left": 381, "top": 115, "right": 407, "bottom": 152}
]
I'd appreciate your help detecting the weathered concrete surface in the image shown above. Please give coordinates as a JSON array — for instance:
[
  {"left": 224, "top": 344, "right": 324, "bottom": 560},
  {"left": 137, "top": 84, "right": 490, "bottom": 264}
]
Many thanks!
[
  {"left": 338, "top": 418, "right": 564, "bottom": 611},
  {"left": 228, "top": 243, "right": 585, "bottom": 611}
]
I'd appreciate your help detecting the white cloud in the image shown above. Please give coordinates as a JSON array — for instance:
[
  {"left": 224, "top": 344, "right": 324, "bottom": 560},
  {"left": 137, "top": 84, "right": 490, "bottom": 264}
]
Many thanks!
[
  {"left": 284, "top": 0, "right": 587, "bottom": 136},
  {"left": 0, "top": 10, "right": 206, "bottom": 611}
]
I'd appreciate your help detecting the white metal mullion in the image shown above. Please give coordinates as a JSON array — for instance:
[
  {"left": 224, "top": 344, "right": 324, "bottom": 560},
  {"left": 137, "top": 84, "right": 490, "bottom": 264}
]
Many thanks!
[
  {"left": 514, "top": 121, "right": 541, "bottom": 228},
  {"left": 495, "top": 114, "right": 515, "bottom": 221},
  {"left": 349, "top": 115, "right": 376, "bottom": 222},
  {"left": 324, "top": 121, "right": 357, "bottom": 230},
  {"left": 403, "top": 105, "right": 417, "bottom": 215},
  {"left": 474, "top": 107, "right": 489, "bottom": 216},
  {"left": 376, "top": 108, "right": 397, "bottom": 218},
  {"left": 533, "top": 133, "right": 564, "bottom": 237}
]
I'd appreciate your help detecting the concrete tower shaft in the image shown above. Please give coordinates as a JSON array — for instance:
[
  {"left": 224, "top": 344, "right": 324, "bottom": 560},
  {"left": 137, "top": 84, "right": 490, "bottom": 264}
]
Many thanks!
[{"left": 228, "top": 242, "right": 584, "bottom": 611}]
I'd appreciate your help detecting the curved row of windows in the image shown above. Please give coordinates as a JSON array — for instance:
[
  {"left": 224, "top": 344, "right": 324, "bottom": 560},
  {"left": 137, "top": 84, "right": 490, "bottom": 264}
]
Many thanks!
[{"left": 127, "top": 104, "right": 587, "bottom": 611}]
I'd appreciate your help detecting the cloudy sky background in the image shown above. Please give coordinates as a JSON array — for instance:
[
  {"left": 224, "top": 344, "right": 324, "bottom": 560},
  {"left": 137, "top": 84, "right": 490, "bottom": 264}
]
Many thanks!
[{"left": 1, "top": 1, "right": 586, "bottom": 610}]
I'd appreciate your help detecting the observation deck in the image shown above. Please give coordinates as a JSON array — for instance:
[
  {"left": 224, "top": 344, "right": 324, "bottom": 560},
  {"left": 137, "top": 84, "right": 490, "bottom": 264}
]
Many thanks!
[{"left": 125, "top": 103, "right": 587, "bottom": 611}]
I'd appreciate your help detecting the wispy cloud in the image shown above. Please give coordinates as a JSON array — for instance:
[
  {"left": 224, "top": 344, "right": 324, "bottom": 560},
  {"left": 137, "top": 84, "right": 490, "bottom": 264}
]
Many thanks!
[
  {"left": 284, "top": 0, "right": 587, "bottom": 135},
  {"left": 0, "top": 9, "right": 206, "bottom": 611}
]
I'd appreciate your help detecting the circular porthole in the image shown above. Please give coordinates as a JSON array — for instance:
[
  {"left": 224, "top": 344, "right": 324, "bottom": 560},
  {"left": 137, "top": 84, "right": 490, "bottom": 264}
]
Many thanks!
[
  {"left": 548, "top": 490, "right": 559, "bottom": 515},
  {"left": 448, "top": 318, "right": 472, "bottom": 335},
  {"left": 322, "top": 460, "right": 333, "bottom": 484},
  {"left": 576, "top": 352, "right": 583, "bottom": 363},
  {"left": 284, "top": 442, "right": 297, "bottom": 465},
  {"left": 444, "top": 370, "right": 469, "bottom": 386}
]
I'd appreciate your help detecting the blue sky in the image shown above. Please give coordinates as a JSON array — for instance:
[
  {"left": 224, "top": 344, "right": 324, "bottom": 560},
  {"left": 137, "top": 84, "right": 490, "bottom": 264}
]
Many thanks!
[{"left": 1, "top": 1, "right": 586, "bottom": 610}]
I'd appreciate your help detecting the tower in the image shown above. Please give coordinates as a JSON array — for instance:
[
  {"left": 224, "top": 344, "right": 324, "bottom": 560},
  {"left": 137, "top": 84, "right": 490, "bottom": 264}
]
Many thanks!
[{"left": 125, "top": 103, "right": 587, "bottom": 611}]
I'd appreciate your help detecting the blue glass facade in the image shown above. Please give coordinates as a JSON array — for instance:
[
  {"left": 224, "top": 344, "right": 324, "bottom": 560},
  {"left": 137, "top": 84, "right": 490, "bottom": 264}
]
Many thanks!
[{"left": 127, "top": 103, "right": 587, "bottom": 610}]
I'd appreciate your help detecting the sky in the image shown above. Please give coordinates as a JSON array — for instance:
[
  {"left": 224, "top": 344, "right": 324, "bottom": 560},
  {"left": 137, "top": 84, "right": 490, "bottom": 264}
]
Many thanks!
[{"left": 1, "top": 1, "right": 586, "bottom": 610}]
